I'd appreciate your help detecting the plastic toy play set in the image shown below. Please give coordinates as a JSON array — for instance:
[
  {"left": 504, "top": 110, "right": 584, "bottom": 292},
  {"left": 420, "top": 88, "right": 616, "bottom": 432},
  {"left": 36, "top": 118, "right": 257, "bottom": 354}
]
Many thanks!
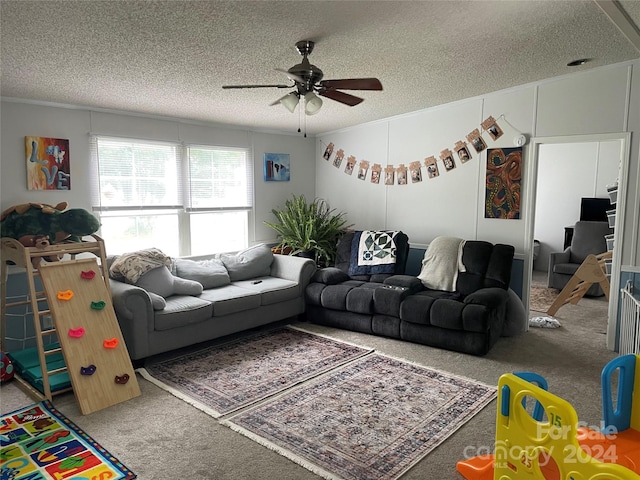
[{"left": 457, "top": 354, "right": 640, "bottom": 479}]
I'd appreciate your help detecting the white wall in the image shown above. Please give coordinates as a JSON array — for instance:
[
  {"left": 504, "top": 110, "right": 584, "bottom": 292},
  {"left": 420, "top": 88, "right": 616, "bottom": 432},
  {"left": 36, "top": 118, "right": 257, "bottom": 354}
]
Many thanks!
[
  {"left": 316, "top": 60, "right": 639, "bottom": 267},
  {"left": 0, "top": 102, "right": 316, "bottom": 247},
  {"left": 534, "top": 141, "right": 620, "bottom": 272}
]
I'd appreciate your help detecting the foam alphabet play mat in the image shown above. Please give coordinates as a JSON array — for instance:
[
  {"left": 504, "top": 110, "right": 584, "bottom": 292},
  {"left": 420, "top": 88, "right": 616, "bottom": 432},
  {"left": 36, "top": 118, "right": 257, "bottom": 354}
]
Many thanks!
[{"left": 0, "top": 401, "right": 135, "bottom": 479}]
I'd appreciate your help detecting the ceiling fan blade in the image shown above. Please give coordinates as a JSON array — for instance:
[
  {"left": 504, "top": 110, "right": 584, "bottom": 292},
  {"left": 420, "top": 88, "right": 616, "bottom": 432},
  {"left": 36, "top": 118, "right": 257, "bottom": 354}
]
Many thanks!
[
  {"left": 222, "top": 84, "right": 291, "bottom": 89},
  {"left": 319, "top": 78, "right": 383, "bottom": 91},
  {"left": 318, "top": 89, "right": 364, "bottom": 106},
  {"left": 275, "top": 68, "right": 305, "bottom": 84}
]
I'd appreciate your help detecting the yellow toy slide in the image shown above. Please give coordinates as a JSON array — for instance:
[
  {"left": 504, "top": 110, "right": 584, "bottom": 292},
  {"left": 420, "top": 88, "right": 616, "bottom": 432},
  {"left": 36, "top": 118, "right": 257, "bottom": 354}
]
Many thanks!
[{"left": 457, "top": 354, "right": 640, "bottom": 479}]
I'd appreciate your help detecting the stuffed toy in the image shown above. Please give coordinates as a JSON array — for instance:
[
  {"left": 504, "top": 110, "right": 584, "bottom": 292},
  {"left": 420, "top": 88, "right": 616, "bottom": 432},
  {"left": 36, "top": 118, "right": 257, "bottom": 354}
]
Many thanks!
[
  {"left": 17, "top": 234, "right": 61, "bottom": 269},
  {"left": 0, "top": 202, "right": 100, "bottom": 244},
  {"left": 134, "top": 265, "right": 203, "bottom": 310}
]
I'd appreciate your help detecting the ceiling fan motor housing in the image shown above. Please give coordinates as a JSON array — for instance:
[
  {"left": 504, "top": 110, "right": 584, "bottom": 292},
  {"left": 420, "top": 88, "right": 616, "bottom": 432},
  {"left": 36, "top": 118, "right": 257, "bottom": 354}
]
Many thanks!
[{"left": 290, "top": 41, "right": 323, "bottom": 94}]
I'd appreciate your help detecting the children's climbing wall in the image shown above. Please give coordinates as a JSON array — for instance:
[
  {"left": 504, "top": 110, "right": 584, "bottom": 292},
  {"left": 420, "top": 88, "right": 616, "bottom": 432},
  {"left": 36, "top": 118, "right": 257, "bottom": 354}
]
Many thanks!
[{"left": 39, "top": 257, "right": 141, "bottom": 415}]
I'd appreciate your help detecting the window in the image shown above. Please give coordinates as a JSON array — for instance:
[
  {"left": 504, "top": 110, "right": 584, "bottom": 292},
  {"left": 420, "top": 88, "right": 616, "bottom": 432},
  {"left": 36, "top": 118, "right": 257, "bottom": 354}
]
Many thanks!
[{"left": 92, "top": 137, "right": 253, "bottom": 256}]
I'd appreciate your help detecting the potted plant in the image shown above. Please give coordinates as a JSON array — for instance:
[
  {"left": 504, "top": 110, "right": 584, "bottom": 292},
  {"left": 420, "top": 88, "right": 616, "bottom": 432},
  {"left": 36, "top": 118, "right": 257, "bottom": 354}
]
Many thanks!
[{"left": 265, "top": 194, "right": 351, "bottom": 267}]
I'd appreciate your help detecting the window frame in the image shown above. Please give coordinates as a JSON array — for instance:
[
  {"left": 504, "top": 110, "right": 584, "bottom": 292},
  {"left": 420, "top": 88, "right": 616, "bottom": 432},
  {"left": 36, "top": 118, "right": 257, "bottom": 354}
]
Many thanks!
[{"left": 91, "top": 135, "right": 254, "bottom": 256}]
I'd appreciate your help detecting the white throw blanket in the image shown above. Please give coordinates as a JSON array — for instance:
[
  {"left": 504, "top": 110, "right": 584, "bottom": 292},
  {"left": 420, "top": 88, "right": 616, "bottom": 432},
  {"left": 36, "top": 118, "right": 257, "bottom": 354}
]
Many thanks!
[{"left": 417, "top": 237, "right": 466, "bottom": 291}]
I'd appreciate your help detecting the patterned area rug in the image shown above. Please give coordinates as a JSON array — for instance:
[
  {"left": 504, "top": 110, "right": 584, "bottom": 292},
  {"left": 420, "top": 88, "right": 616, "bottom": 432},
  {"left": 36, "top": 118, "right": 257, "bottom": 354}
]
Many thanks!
[
  {"left": 529, "top": 286, "right": 560, "bottom": 312},
  {"left": 139, "top": 327, "right": 372, "bottom": 418},
  {"left": 223, "top": 353, "right": 497, "bottom": 480},
  {"left": 0, "top": 401, "right": 135, "bottom": 479}
]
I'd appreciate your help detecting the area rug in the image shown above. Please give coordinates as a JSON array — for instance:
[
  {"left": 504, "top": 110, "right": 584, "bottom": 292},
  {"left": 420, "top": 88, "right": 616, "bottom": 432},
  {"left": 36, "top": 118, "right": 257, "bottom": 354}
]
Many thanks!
[
  {"left": 223, "top": 353, "right": 497, "bottom": 480},
  {"left": 529, "top": 285, "right": 560, "bottom": 312},
  {"left": 0, "top": 400, "right": 135, "bottom": 479},
  {"left": 139, "top": 326, "right": 372, "bottom": 418}
]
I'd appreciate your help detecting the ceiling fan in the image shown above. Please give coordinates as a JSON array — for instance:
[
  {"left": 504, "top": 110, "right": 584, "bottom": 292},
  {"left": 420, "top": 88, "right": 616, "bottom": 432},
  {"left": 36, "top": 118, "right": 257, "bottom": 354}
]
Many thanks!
[{"left": 222, "top": 40, "right": 383, "bottom": 116}]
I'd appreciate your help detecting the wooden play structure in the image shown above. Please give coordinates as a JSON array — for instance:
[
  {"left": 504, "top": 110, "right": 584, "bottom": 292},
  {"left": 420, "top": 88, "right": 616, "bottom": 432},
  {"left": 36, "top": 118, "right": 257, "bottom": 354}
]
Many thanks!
[
  {"left": 456, "top": 354, "right": 640, "bottom": 480},
  {"left": 546, "top": 251, "right": 612, "bottom": 316},
  {"left": 1, "top": 235, "right": 140, "bottom": 414}
]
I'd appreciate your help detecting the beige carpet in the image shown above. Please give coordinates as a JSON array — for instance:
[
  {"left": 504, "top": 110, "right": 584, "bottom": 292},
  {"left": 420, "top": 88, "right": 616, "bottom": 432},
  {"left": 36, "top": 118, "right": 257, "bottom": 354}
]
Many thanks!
[
  {"left": 529, "top": 285, "right": 561, "bottom": 313},
  {"left": 1, "top": 291, "right": 615, "bottom": 480}
]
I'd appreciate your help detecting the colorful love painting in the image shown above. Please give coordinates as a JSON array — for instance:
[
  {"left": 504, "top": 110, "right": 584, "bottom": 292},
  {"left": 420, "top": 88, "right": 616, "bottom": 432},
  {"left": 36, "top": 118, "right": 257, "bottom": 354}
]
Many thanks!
[{"left": 25, "top": 136, "right": 71, "bottom": 190}]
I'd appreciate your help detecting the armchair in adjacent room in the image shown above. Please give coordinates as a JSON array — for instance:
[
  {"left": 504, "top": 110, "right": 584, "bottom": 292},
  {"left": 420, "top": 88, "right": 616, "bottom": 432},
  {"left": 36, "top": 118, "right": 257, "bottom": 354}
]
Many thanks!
[{"left": 547, "top": 220, "right": 613, "bottom": 297}]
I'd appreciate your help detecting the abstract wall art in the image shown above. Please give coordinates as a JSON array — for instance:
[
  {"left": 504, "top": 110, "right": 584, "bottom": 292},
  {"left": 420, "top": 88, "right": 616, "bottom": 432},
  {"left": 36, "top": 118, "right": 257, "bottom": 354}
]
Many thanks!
[
  {"left": 485, "top": 147, "right": 522, "bottom": 219},
  {"left": 264, "top": 153, "right": 290, "bottom": 182},
  {"left": 26, "top": 136, "right": 71, "bottom": 190}
]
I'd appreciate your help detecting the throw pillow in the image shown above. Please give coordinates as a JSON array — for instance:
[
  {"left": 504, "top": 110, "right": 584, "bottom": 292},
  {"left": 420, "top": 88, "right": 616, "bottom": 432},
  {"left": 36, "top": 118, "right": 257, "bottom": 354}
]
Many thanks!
[
  {"left": 173, "top": 258, "right": 230, "bottom": 289},
  {"left": 417, "top": 236, "right": 466, "bottom": 291},
  {"left": 220, "top": 244, "right": 274, "bottom": 281}
]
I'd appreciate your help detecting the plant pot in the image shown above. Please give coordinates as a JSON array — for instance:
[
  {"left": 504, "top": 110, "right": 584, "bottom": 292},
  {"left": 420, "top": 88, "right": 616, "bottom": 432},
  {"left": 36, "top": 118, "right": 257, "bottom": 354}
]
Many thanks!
[
  {"left": 271, "top": 246, "right": 293, "bottom": 255},
  {"left": 295, "top": 250, "right": 316, "bottom": 260}
]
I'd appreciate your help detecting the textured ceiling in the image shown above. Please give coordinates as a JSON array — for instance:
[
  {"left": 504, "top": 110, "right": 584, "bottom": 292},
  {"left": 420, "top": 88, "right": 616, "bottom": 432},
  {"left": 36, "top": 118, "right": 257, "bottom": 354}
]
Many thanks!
[{"left": 2, "top": 1, "right": 640, "bottom": 136}]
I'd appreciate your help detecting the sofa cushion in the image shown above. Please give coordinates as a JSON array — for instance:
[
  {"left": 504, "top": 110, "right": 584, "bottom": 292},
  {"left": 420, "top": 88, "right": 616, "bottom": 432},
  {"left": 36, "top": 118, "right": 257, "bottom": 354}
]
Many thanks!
[
  {"left": 220, "top": 244, "right": 274, "bottom": 281},
  {"left": 154, "top": 296, "right": 214, "bottom": 331},
  {"left": 429, "top": 299, "right": 466, "bottom": 331},
  {"left": 199, "top": 284, "right": 261, "bottom": 316},
  {"left": 569, "top": 221, "right": 612, "bottom": 264},
  {"left": 552, "top": 263, "right": 580, "bottom": 275},
  {"left": 346, "top": 285, "right": 379, "bottom": 314},
  {"left": 320, "top": 284, "right": 356, "bottom": 310},
  {"left": 399, "top": 294, "right": 437, "bottom": 325},
  {"left": 312, "top": 267, "right": 350, "bottom": 285},
  {"left": 173, "top": 257, "right": 230, "bottom": 289},
  {"left": 456, "top": 242, "right": 514, "bottom": 296},
  {"left": 231, "top": 277, "right": 300, "bottom": 305}
]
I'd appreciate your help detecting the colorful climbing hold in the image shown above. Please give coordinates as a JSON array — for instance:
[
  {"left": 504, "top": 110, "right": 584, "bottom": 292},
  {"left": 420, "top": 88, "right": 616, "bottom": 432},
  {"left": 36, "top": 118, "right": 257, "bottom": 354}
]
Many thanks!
[
  {"left": 57, "top": 290, "right": 74, "bottom": 301},
  {"left": 103, "top": 338, "right": 118, "bottom": 349},
  {"left": 80, "top": 365, "right": 97, "bottom": 376},
  {"left": 114, "top": 373, "right": 130, "bottom": 384},
  {"left": 90, "top": 300, "right": 106, "bottom": 310},
  {"left": 68, "top": 327, "right": 85, "bottom": 338},
  {"left": 80, "top": 270, "right": 96, "bottom": 280}
]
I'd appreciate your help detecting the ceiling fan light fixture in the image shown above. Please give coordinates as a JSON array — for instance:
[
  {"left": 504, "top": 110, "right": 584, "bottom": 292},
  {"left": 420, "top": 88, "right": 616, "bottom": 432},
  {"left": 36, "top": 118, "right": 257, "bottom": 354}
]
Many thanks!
[
  {"left": 280, "top": 92, "right": 300, "bottom": 113},
  {"left": 304, "top": 92, "right": 323, "bottom": 115}
]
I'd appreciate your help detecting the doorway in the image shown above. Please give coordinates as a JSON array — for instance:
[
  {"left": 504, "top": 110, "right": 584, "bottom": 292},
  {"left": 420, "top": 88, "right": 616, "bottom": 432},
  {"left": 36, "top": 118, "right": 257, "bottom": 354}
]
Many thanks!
[{"left": 524, "top": 133, "right": 630, "bottom": 350}]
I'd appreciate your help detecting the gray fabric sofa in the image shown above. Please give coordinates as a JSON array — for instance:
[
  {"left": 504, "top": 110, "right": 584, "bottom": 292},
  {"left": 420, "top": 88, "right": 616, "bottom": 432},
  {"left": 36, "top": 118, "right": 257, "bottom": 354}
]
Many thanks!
[
  {"left": 305, "top": 233, "right": 515, "bottom": 356},
  {"left": 107, "top": 246, "right": 316, "bottom": 360}
]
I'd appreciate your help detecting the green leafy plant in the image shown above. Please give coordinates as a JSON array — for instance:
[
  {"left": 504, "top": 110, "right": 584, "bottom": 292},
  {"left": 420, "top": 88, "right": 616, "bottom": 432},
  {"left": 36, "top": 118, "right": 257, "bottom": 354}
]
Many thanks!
[{"left": 265, "top": 194, "right": 351, "bottom": 267}]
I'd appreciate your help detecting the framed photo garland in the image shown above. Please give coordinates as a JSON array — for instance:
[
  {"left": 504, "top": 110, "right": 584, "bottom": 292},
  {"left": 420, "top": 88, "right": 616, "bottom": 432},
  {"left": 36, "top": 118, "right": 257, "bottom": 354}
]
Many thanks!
[
  {"left": 323, "top": 142, "right": 334, "bottom": 160},
  {"left": 396, "top": 164, "right": 408, "bottom": 185},
  {"left": 466, "top": 129, "right": 487, "bottom": 153},
  {"left": 384, "top": 165, "right": 395, "bottom": 185},
  {"left": 264, "top": 153, "right": 290, "bottom": 181},
  {"left": 455, "top": 141, "right": 471, "bottom": 163},
  {"left": 440, "top": 149, "right": 456, "bottom": 172},
  {"left": 424, "top": 156, "right": 439, "bottom": 178},
  {"left": 344, "top": 155, "right": 356, "bottom": 175},
  {"left": 333, "top": 149, "right": 345, "bottom": 168},
  {"left": 371, "top": 163, "right": 382, "bottom": 184},
  {"left": 357, "top": 160, "right": 370, "bottom": 180},
  {"left": 410, "top": 161, "right": 422, "bottom": 183},
  {"left": 319, "top": 114, "right": 523, "bottom": 190},
  {"left": 482, "top": 116, "right": 504, "bottom": 141}
]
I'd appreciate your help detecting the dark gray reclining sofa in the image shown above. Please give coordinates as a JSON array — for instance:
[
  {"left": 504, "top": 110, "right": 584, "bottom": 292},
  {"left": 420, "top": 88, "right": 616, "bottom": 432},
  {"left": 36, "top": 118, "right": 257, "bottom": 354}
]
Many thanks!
[{"left": 305, "top": 231, "right": 515, "bottom": 355}]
